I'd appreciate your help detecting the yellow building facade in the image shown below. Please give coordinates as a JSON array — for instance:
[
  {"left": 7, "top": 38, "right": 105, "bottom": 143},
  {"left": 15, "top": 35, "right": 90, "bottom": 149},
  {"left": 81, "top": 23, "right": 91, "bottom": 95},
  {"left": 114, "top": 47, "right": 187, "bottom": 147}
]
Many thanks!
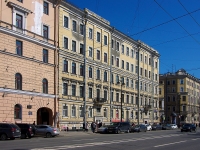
[
  {"left": 58, "top": 1, "right": 160, "bottom": 130},
  {"left": 160, "top": 69, "right": 200, "bottom": 125}
]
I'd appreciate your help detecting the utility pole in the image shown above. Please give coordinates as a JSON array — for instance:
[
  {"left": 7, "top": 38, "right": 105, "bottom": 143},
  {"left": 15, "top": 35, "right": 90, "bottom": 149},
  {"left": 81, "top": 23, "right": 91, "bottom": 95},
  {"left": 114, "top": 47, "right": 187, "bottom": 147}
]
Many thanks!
[
  {"left": 137, "top": 44, "right": 140, "bottom": 125},
  {"left": 83, "top": 9, "right": 88, "bottom": 129}
]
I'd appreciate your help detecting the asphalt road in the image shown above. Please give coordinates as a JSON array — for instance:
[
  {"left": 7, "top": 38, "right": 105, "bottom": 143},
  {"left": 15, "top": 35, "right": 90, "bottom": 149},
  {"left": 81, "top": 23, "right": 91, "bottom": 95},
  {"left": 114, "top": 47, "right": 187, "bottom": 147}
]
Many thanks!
[{"left": 0, "top": 129, "right": 200, "bottom": 150}]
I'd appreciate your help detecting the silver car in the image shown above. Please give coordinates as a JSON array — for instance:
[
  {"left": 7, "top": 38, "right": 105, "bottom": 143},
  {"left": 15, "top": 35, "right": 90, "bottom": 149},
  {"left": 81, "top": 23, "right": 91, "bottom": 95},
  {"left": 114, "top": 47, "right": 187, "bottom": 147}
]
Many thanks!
[{"left": 35, "top": 125, "right": 60, "bottom": 138}]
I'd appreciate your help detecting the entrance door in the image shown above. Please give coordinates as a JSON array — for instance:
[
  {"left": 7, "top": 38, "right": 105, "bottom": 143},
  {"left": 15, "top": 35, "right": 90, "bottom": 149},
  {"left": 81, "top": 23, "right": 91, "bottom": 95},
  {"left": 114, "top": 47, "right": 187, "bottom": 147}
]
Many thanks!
[{"left": 37, "top": 107, "right": 53, "bottom": 125}]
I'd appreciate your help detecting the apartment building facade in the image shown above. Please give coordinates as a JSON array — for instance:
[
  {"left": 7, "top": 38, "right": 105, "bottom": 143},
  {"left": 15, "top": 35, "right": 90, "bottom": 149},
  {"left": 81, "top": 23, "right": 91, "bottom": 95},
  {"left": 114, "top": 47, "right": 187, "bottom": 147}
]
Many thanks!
[
  {"left": 0, "top": 0, "right": 59, "bottom": 126},
  {"left": 159, "top": 69, "right": 200, "bottom": 125},
  {"left": 58, "top": 1, "right": 160, "bottom": 130}
]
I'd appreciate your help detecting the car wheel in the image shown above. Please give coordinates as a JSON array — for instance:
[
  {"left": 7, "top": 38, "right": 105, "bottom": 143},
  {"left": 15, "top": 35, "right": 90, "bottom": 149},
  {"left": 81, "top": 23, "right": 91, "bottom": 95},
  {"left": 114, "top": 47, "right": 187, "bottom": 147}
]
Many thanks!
[
  {"left": 46, "top": 132, "right": 52, "bottom": 138},
  {"left": 0, "top": 134, "right": 7, "bottom": 140}
]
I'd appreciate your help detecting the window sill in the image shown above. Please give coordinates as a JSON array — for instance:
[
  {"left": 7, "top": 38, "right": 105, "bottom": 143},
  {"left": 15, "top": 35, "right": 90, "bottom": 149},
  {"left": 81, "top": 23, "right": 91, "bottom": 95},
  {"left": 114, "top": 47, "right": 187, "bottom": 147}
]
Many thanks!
[{"left": 62, "top": 116, "right": 68, "bottom": 118}]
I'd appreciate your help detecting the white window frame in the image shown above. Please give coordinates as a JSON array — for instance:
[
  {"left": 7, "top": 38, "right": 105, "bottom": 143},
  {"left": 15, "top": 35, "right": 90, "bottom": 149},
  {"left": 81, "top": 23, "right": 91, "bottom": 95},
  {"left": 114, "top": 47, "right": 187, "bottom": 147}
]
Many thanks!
[
  {"left": 62, "top": 104, "right": 68, "bottom": 117},
  {"left": 89, "top": 28, "right": 93, "bottom": 39},
  {"left": 71, "top": 105, "right": 76, "bottom": 117},
  {"left": 63, "top": 15, "right": 69, "bottom": 28}
]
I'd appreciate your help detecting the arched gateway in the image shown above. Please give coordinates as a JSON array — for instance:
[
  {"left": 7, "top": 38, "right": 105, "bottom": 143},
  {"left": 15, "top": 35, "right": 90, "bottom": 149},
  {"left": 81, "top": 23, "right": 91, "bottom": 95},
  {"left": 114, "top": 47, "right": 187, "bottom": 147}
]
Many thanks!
[{"left": 37, "top": 107, "right": 53, "bottom": 125}]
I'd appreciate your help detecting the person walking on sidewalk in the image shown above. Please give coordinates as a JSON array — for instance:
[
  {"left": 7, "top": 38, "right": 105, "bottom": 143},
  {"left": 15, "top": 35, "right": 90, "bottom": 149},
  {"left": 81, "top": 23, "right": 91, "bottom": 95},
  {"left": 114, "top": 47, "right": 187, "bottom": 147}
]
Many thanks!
[{"left": 91, "top": 122, "right": 96, "bottom": 133}]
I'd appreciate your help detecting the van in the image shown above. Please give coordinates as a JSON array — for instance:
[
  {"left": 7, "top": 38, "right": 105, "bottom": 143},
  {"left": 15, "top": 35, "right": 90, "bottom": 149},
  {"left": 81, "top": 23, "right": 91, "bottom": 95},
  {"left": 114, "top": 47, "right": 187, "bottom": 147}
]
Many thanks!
[{"left": 107, "top": 122, "right": 131, "bottom": 134}]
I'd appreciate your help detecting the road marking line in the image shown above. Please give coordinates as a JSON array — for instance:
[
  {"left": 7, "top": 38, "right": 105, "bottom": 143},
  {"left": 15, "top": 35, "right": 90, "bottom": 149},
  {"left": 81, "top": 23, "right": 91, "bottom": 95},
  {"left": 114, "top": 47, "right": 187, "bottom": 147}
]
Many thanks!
[
  {"left": 191, "top": 138, "right": 199, "bottom": 141},
  {"left": 154, "top": 140, "right": 187, "bottom": 147}
]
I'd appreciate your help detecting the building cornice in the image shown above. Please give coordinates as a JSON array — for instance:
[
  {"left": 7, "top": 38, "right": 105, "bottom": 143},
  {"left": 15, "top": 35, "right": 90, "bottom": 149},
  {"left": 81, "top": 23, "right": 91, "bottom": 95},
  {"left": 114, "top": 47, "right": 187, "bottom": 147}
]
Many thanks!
[
  {"left": 0, "top": 88, "right": 56, "bottom": 98},
  {"left": 0, "top": 26, "right": 55, "bottom": 49},
  {"left": 8, "top": 2, "right": 32, "bottom": 14}
]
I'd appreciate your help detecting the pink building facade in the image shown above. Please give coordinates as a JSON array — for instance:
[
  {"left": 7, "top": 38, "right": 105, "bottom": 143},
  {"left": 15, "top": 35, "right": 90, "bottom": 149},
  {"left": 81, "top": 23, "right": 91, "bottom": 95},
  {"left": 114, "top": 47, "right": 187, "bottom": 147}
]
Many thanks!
[{"left": 0, "top": 0, "right": 59, "bottom": 126}]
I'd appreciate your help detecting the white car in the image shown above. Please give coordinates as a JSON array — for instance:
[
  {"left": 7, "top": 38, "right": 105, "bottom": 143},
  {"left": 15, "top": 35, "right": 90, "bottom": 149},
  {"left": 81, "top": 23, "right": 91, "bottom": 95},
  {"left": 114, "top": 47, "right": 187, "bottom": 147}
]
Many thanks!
[
  {"left": 171, "top": 124, "right": 178, "bottom": 129},
  {"left": 145, "top": 124, "right": 152, "bottom": 131}
]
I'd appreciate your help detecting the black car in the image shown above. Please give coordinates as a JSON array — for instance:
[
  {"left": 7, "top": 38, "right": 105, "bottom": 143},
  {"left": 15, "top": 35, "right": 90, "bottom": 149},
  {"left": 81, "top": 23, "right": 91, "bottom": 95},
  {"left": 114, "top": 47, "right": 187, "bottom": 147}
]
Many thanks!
[
  {"left": 0, "top": 123, "right": 21, "bottom": 140},
  {"left": 16, "top": 123, "right": 34, "bottom": 138},
  {"left": 162, "top": 124, "right": 172, "bottom": 130},
  {"left": 107, "top": 122, "right": 131, "bottom": 134},
  {"left": 181, "top": 123, "right": 196, "bottom": 132},
  {"left": 152, "top": 124, "right": 163, "bottom": 130},
  {"left": 130, "top": 124, "right": 147, "bottom": 132}
]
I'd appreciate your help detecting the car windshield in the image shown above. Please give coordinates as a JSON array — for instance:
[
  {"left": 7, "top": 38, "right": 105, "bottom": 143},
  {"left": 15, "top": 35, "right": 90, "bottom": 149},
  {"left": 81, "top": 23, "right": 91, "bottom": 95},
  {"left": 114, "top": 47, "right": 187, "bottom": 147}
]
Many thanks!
[
  {"left": 183, "top": 124, "right": 191, "bottom": 127},
  {"left": 111, "top": 123, "right": 120, "bottom": 126},
  {"left": 135, "top": 125, "right": 140, "bottom": 128}
]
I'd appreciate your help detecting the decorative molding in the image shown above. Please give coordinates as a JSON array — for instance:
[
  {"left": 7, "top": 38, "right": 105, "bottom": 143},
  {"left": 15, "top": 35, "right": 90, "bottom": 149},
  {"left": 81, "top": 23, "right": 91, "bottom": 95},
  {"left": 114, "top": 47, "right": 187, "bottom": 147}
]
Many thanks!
[
  {"left": 8, "top": 2, "right": 32, "bottom": 14},
  {"left": 0, "top": 88, "right": 56, "bottom": 98}
]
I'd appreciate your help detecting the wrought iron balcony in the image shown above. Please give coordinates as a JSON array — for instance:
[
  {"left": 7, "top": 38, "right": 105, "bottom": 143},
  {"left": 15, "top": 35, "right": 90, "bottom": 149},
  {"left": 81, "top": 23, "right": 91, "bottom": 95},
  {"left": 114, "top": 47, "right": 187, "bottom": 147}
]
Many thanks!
[
  {"left": 143, "top": 105, "right": 151, "bottom": 112},
  {"left": 93, "top": 97, "right": 107, "bottom": 104}
]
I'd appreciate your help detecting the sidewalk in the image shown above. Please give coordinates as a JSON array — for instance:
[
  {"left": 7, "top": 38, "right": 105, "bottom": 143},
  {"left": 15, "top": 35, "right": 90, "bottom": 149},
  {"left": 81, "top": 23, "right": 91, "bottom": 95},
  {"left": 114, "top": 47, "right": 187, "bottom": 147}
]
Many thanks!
[{"left": 59, "top": 130, "right": 96, "bottom": 137}]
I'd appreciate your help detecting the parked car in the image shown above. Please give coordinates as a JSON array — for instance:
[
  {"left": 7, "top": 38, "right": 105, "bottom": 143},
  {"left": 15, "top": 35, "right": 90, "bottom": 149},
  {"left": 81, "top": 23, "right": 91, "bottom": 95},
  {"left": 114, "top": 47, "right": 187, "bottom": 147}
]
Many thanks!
[
  {"left": 181, "top": 123, "right": 196, "bottom": 132},
  {"left": 162, "top": 124, "right": 172, "bottom": 130},
  {"left": 16, "top": 123, "right": 34, "bottom": 139},
  {"left": 0, "top": 123, "right": 21, "bottom": 140},
  {"left": 145, "top": 124, "right": 152, "bottom": 131},
  {"left": 97, "top": 125, "right": 108, "bottom": 133},
  {"left": 171, "top": 124, "right": 178, "bottom": 129},
  {"left": 35, "top": 125, "right": 60, "bottom": 138},
  {"left": 130, "top": 124, "right": 147, "bottom": 132},
  {"left": 152, "top": 124, "right": 163, "bottom": 130},
  {"left": 107, "top": 122, "right": 131, "bottom": 134}
]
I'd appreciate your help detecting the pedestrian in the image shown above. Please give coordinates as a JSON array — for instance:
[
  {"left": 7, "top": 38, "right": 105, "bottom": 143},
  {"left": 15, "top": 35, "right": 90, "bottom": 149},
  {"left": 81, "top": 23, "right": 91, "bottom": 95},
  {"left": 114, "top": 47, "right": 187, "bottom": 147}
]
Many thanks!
[
  {"left": 33, "top": 121, "right": 35, "bottom": 125},
  {"left": 91, "top": 122, "right": 96, "bottom": 133},
  {"left": 83, "top": 122, "right": 85, "bottom": 131},
  {"left": 99, "top": 122, "right": 102, "bottom": 128}
]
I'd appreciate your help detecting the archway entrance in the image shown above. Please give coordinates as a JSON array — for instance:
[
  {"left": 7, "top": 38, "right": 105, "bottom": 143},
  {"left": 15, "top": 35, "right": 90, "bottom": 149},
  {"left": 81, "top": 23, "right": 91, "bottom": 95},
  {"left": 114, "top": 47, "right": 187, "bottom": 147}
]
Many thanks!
[{"left": 37, "top": 107, "right": 53, "bottom": 125}]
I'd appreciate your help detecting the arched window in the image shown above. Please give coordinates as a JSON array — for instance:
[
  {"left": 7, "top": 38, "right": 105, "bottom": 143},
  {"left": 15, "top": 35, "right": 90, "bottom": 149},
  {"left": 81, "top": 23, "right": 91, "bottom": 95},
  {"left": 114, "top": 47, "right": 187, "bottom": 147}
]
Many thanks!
[
  {"left": 15, "top": 73, "right": 22, "bottom": 90},
  {"left": 14, "top": 104, "right": 22, "bottom": 119},
  {"left": 42, "top": 78, "right": 48, "bottom": 94}
]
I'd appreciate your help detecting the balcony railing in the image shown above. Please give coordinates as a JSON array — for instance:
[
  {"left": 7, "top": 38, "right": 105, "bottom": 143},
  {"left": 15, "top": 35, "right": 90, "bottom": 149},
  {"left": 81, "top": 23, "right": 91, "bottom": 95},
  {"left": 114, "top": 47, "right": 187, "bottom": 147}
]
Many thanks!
[{"left": 93, "top": 97, "right": 107, "bottom": 105}]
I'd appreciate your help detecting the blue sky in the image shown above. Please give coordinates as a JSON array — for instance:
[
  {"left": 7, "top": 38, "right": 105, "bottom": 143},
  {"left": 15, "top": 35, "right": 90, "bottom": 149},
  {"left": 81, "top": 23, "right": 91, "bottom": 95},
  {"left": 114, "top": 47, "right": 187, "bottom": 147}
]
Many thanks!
[{"left": 67, "top": 0, "right": 200, "bottom": 78}]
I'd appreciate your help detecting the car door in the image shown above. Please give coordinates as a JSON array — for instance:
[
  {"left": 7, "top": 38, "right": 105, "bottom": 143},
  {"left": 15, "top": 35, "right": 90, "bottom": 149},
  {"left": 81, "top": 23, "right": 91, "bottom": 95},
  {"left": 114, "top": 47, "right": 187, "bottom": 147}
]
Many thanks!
[{"left": 35, "top": 126, "right": 42, "bottom": 135}]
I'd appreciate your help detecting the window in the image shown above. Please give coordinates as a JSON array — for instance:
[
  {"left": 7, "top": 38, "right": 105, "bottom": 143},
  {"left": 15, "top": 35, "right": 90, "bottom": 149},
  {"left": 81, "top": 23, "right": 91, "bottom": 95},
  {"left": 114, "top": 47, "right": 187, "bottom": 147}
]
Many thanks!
[
  {"left": 89, "top": 47, "right": 93, "bottom": 57},
  {"left": 14, "top": 104, "right": 22, "bottom": 119},
  {"left": 116, "top": 75, "right": 119, "bottom": 83},
  {"left": 43, "top": 49, "right": 48, "bottom": 63},
  {"left": 72, "top": 40, "right": 76, "bottom": 52},
  {"left": 111, "top": 56, "right": 114, "bottom": 65},
  {"left": 111, "top": 74, "right": 114, "bottom": 83},
  {"left": 111, "top": 92, "right": 113, "bottom": 102},
  {"left": 126, "top": 95, "right": 129, "bottom": 103},
  {"left": 145, "top": 69, "right": 147, "bottom": 77},
  {"left": 63, "top": 60, "right": 68, "bottom": 72},
  {"left": 104, "top": 90, "right": 107, "bottom": 100},
  {"left": 145, "top": 56, "right": 147, "bottom": 63},
  {"left": 16, "top": 14, "right": 23, "bottom": 29},
  {"left": 121, "top": 94, "right": 124, "bottom": 103},
  {"left": 155, "top": 62, "right": 158, "bottom": 68},
  {"left": 111, "top": 39, "right": 114, "bottom": 48},
  {"left": 97, "top": 89, "right": 100, "bottom": 98},
  {"left": 43, "top": 1, "right": 49, "bottom": 15},
  {"left": 42, "top": 78, "right": 48, "bottom": 94},
  {"left": 80, "top": 43, "right": 84, "bottom": 54},
  {"left": 72, "top": 85, "right": 76, "bottom": 96},
  {"left": 88, "top": 107, "right": 93, "bottom": 117},
  {"left": 97, "top": 50, "right": 100, "bottom": 60},
  {"left": 121, "top": 77, "right": 124, "bottom": 84},
  {"left": 131, "top": 96, "right": 134, "bottom": 104},
  {"left": 43, "top": 25, "right": 49, "bottom": 39},
  {"left": 131, "top": 79, "right": 134, "bottom": 88},
  {"left": 80, "top": 64, "right": 84, "bottom": 76},
  {"left": 15, "top": 73, "right": 22, "bottom": 90},
  {"left": 149, "top": 58, "right": 151, "bottom": 65},
  {"left": 131, "top": 49, "right": 134, "bottom": 58},
  {"left": 89, "top": 28, "right": 93, "bottom": 39},
  {"left": 122, "top": 60, "right": 124, "bottom": 69},
  {"left": 116, "top": 93, "right": 119, "bottom": 102},
  {"left": 72, "top": 62, "right": 76, "bottom": 74},
  {"left": 79, "top": 106, "right": 84, "bottom": 117},
  {"left": 64, "top": 16, "right": 68, "bottom": 28},
  {"left": 104, "top": 35, "right": 107, "bottom": 45},
  {"left": 80, "top": 86, "right": 84, "bottom": 97},
  {"left": 89, "top": 67, "right": 92, "bottom": 78},
  {"left": 140, "top": 54, "right": 143, "bottom": 61},
  {"left": 116, "top": 58, "right": 119, "bottom": 67},
  {"left": 62, "top": 104, "right": 68, "bottom": 117},
  {"left": 172, "top": 80, "right": 176, "bottom": 84},
  {"left": 63, "top": 83, "right": 68, "bottom": 95},
  {"left": 104, "top": 71, "right": 107, "bottom": 82},
  {"left": 89, "top": 88, "right": 93, "bottom": 98},
  {"left": 97, "top": 32, "right": 100, "bottom": 42},
  {"left": 64, "top": 37, "right": 68, "bottom": 49},
  {"left": 103, "top": 108, "right": 107, "bottom": 117},
  {"left": 104, "top": 53, "right": 107, "bottom": 63},
  {"left": 136, "top": 52, "right": 138, "bottom": 60},
  {"left": 131, "top": 64, "right": 134, "bottom": 72},
  {"left": 126, "top": 62, "right": 129, "bottom": 71},
  {"left": 80, "top": 24, "right": 84, "bottom": 35},
  {"left": 72, "top": 20, "right": 77, "bottom": 32},
  {"left": 180, "top": 79, "right": 184, "bottom": 84},
  {"left": 140, "top": 68, "right": 143, "bottom": 76},
  {"left": 126, "top": 47, "right": 129, "bottom": 56},
  {"left": 180, "top": 87, "right": 184, "bottom": 92},
  {"left": 126, "top": 78, "right": 129, "bottom": 87},
  {"left": 71, "top": 105, "right": 76, "bottom": 117},
  {"left": 96, "top": 69, "right": 100, "bottom": 80},
  {"left": 16, "top": 40, "right": 22, "bottom": 56},
  {"left": 122, "top": 45, "right": 124, "bottom": 54},
  {"left": 116, "top": 42, "right": 119, "bottom": 51}
]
